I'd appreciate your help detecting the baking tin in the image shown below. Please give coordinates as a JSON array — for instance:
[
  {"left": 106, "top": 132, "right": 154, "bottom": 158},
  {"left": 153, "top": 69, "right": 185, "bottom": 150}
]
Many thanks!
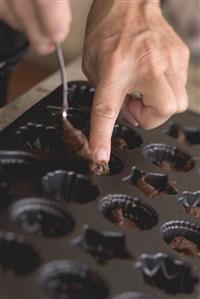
[{"left": 0, "top": 80, "right": 199, "bottom": 299}]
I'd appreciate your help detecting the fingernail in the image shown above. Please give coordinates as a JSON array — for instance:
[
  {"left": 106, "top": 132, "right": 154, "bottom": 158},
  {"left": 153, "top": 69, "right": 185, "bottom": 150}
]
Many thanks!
[
  {"left": 133, "top": 121, "right": 140, "bottom": 127},
  {"left": 93, "top": 148, "right": 108, "bottom": 161},
  {"left": 53, "top": 32, "right": 66, "bottom": 43},
  {"left": 35, "top": 44, "right": 55, "bottom": 55}
]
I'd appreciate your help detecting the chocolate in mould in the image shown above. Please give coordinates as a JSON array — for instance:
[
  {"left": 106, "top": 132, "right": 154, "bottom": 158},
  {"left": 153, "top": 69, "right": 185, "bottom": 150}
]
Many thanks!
[{"left": 0, "top": 80, "right": 199, "bottom": 299}]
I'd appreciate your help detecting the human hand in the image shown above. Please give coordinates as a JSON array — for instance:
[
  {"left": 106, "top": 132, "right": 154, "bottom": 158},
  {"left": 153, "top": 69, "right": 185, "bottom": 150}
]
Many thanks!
[
  {"left": 82, "top": 0, "right": 190, "bottom": 162},
  {"left": 0, "top": 0, "right": 71, "bottom": 54}
]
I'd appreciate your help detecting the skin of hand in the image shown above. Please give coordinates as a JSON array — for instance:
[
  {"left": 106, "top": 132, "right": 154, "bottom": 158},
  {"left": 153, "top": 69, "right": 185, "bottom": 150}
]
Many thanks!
[
  {"left": 82, "top": 0, "right": 190, "bottom": 162},
  {"left": 0, "top": 0, "right": 71, "bottom": 54}
]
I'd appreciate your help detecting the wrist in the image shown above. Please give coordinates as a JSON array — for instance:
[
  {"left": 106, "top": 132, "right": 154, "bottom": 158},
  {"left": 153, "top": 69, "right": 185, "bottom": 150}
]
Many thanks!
[
  {"left": 91, "top": 0, "right": 162, "bottom": 23},
  {"left": 130, "top": 0, "right": 161, "bottom": 18}
]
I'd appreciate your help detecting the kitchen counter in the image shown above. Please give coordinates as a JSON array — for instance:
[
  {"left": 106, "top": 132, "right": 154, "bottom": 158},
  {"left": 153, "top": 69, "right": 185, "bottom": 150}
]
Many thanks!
[{"left": 0, "top": 57, "right": 199, "bottom": 130}]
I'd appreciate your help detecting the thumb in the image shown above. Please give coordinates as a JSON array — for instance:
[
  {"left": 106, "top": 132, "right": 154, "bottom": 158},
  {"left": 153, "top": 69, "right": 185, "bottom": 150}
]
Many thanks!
[{"left": 90, "top": 80, "right": 126, "bottom": 161}]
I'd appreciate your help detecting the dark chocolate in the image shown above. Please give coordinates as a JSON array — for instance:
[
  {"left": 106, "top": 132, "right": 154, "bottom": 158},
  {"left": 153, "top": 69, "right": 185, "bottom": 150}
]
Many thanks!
[
  {"left": 136, "top": 252, "right": 198, "bottom": 294},
  {"left": 123, "top": 166, "right": 177, "bottom": 198},
  {"left": 0, "top": 231, "right": 40, "bottom": 275},
  {"left": 56, "top": 114, "right": 110, "bottom": 175},
  {"left": 73, "top": 225, "right": 131, "bottom": 263}
]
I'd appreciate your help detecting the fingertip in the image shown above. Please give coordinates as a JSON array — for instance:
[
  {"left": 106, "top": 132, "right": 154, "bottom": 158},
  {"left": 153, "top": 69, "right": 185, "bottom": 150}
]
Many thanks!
[
  {"left": 31, "top": 42, "right": 55, "bottom": 55},
  {"left": 35, "top": 1, "right": 71, "bottom": 43},
  {"left": 50, "top": 18, "right": 71, "bottom": 43},
  {"left": 93, "top": 148, "right": 109, "bottom": 162},
  {"left": 52, "top": 31, "right": 67, "bottom": 44}
]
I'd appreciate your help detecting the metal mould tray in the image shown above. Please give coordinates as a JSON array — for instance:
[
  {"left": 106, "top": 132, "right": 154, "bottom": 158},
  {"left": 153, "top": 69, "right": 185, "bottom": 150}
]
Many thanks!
[{"left": 0, "top": 81, "right": 200, "bottom": 299}]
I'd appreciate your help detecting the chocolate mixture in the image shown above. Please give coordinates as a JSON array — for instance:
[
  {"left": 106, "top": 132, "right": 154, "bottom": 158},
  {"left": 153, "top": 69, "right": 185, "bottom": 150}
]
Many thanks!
[
  {"left": 170, "top": 236, "right": 200, "bottom": 258},
  {"left": 112, "top": 137, "right": 128, "bottom": 150},
  {"left": 160, "top": 160, "right": 194, "bottom": 172},
  {"left": 175, "top": 130, "right": 189, "bottom": 145},
  {"left": 186, "top": 207, "right": 200, "bottom": 218},
  {"left": 130, "top": 173, "right": 176, "bottom": 198},
  {"left": 110, "top": 209, "right": 139, "bottom": 229},
  {"left": 135, "top": 176, "right": 160, "bottom": 198},
  {"left": 56, "top": 114, "right": 109, "bottom": 175}
]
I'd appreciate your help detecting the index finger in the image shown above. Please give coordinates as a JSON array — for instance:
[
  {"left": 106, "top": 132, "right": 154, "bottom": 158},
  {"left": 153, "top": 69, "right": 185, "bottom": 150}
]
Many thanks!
[{"left": 90, "top": 79, "right": 126, "bottom": 161}]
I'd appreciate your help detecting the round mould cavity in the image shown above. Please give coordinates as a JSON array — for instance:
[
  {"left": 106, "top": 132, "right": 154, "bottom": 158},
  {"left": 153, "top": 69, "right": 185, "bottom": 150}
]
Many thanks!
[
  {"left": 10, "top": 198, "right": 75, "bottom": 237},
  {"left": 46, "top": 106, "right": 90, "bottom": 130},
  {"left": 161, "top": 220, "right": 200, "bottom": 257},
  {"left": 112, "top": 292, "right": 154, "bottom": 299},
  {"left": 143, "top": 143, "right": 194, "bottom": 172},
  {"left": 68, "top": 81, "right": 95, "bottom": 112},
  {"left": 179, "top": 191, "right": 200, "bottom": 218},
  {"left": 136, "top": 252, "right": 198, "bottom": 294},
  {"left": 0, "top": 180, "right": 13, "bottom": 209},
  {"left": 112, "top": 125, "right": 143, "bottom": 150},
  {"left": 42, "top": 170, "right": 99, "bottom": 203},
  {"left": 108, "top": 153, "right": 124, "bottom": 175},
  {"left": 0, "top": 150, "right": 40, "bottom": 178},
  {"left": 39, "top": 260, "right": 109, "bottom": 299},
  {"left": 15, "top": 123, "right": 65, "bottom": 152},
  {"left": 66, "top": 107, "right": 90, "bottom": 130},
  {"left": 0, "top": 231, "right": 40, "bottom": 275},
  {"left": 99, "top": 194, "right": 158, "bottom": 230}
]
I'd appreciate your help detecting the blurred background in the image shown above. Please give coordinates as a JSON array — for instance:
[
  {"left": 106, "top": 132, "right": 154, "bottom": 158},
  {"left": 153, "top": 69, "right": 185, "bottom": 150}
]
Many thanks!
[{"left": 5, "top": 0, "right": 200, "bottom": 103}]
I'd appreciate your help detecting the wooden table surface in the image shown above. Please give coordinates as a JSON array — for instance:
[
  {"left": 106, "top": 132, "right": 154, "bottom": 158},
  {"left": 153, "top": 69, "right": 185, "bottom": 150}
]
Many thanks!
[{"left": 0, "top": 57, "right": 199, "bottom": 131}]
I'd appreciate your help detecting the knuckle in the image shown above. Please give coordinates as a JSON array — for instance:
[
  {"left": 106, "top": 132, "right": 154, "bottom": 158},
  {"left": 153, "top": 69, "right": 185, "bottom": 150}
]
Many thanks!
[
  {"left": 177, "top": 104, "right": 187, "bottom": 113},
  {"left": 159, "top": 103, "right": 177, "bottom": 117},
  {"left": 141, "top": 122, "right": 154, "bottom": 130},
  {"left": 177, "top": 99, "right": 188, "bottom": 113},
  {"left": 182, "top": 44, "right": 190, "bottom": 60},
  {"left": 93, "top": 103, "right": 115, "bottom": 120},
  {"left": 173, "top": 42, "right": 190, "bottom": 61},
  {"left": 136, "top": 39, "right": 157, "bottom": 65}
]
